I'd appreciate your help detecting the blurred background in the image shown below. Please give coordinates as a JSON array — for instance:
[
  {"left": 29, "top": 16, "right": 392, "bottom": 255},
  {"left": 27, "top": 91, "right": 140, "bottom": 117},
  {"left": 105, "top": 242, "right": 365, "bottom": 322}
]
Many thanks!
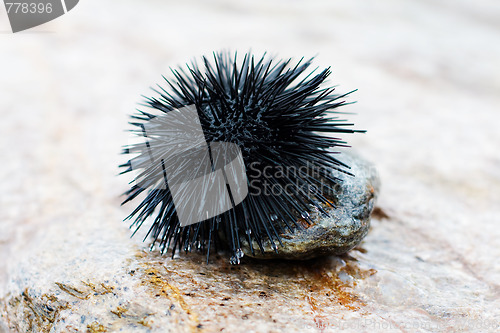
[{"left": 1, "top": 0, "right": 499, "bottom": 331}]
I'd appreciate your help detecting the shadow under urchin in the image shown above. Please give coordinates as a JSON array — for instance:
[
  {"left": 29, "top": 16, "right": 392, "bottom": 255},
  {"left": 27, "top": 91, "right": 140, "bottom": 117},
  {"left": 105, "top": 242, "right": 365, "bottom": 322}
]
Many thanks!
[{"left": 120, "top": 51, "right": 364, "bottom": 264}]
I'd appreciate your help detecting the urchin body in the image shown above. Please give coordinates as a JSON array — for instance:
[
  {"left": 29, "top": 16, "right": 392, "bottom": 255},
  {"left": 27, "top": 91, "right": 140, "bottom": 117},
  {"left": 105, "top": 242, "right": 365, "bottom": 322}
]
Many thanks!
[{"left": 121, "top": 52, "right": 363, "bottom": 263}]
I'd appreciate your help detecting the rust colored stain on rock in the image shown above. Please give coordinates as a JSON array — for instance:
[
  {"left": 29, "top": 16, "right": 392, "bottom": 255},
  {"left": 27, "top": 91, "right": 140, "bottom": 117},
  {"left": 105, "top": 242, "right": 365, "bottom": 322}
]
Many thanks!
[{"left": 134, "top": 250, "right": 377, "bottom": 331}]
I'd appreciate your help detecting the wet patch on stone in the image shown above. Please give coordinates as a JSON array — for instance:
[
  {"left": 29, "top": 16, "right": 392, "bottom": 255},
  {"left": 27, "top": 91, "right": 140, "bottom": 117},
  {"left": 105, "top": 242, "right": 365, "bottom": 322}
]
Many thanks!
[
  {"left": 0, "top": 244, "right": 377, "bottom": 332},
  {"left": 133, "top": 249, "right": 377, "bottom": 331},
  {"left": 372, "top": 207, "right": 390, "bottom": 220}
]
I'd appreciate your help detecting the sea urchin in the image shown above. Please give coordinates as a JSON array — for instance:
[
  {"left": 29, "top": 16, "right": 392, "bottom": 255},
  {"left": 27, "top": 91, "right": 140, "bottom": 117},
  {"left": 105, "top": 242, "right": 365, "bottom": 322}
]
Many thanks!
[{"left": 120, "top": 51, "right": 364, "bottom": 264}]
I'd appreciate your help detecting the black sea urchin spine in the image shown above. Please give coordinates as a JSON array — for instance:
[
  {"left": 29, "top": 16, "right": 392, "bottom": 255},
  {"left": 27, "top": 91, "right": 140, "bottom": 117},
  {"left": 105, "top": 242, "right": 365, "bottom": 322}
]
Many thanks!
[{"left": 120, "top": 51, "right": 363, "bottom": 263}]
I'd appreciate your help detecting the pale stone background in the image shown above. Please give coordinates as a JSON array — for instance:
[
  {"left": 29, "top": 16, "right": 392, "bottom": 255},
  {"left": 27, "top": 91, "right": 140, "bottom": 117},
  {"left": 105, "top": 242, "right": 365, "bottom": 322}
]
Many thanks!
[{"left": 0, "top": 0, "right": 499, "bottom": 332}]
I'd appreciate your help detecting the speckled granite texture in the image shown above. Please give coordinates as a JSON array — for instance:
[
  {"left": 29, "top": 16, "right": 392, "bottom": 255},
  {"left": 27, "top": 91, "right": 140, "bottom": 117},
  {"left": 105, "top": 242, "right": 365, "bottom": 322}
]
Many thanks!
[{"left": 1, "top": 0, "right": 499, "bottom": 332}]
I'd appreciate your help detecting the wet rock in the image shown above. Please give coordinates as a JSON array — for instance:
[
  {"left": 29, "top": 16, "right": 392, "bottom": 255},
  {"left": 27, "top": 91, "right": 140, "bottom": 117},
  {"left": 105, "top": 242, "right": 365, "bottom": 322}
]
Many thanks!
[{"left": 241, "top": 151, "right": 380, "bottom": 259}]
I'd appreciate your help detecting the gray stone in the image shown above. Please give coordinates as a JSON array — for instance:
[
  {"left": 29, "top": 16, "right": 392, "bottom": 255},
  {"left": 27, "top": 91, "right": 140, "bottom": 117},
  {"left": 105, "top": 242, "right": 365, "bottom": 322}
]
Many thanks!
[{"left": 242, "top": 151, "right": 379, "bottom": 259}]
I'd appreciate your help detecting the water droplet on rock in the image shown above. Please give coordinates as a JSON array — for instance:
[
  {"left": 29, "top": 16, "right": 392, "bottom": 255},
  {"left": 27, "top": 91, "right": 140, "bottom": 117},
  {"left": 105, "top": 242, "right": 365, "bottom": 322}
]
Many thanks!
[{"left": 229, "top": 256, "right": 240, "bottom": 265}]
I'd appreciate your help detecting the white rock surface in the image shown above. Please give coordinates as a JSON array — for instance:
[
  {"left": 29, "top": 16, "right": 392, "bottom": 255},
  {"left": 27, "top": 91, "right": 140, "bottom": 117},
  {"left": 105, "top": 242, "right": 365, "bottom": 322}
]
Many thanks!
[{"left": 1, "top": 0, "right": 499, "bottom": 332}]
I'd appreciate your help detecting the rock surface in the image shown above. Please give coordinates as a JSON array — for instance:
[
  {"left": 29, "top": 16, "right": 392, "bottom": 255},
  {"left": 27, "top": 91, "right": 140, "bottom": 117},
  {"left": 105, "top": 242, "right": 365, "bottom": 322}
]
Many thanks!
[
  {"left": 1, "top": 0, "right": 499, "bottom": 332},
  {"left": 242, "top": 151, "right": 379, "bottom": 259}
]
